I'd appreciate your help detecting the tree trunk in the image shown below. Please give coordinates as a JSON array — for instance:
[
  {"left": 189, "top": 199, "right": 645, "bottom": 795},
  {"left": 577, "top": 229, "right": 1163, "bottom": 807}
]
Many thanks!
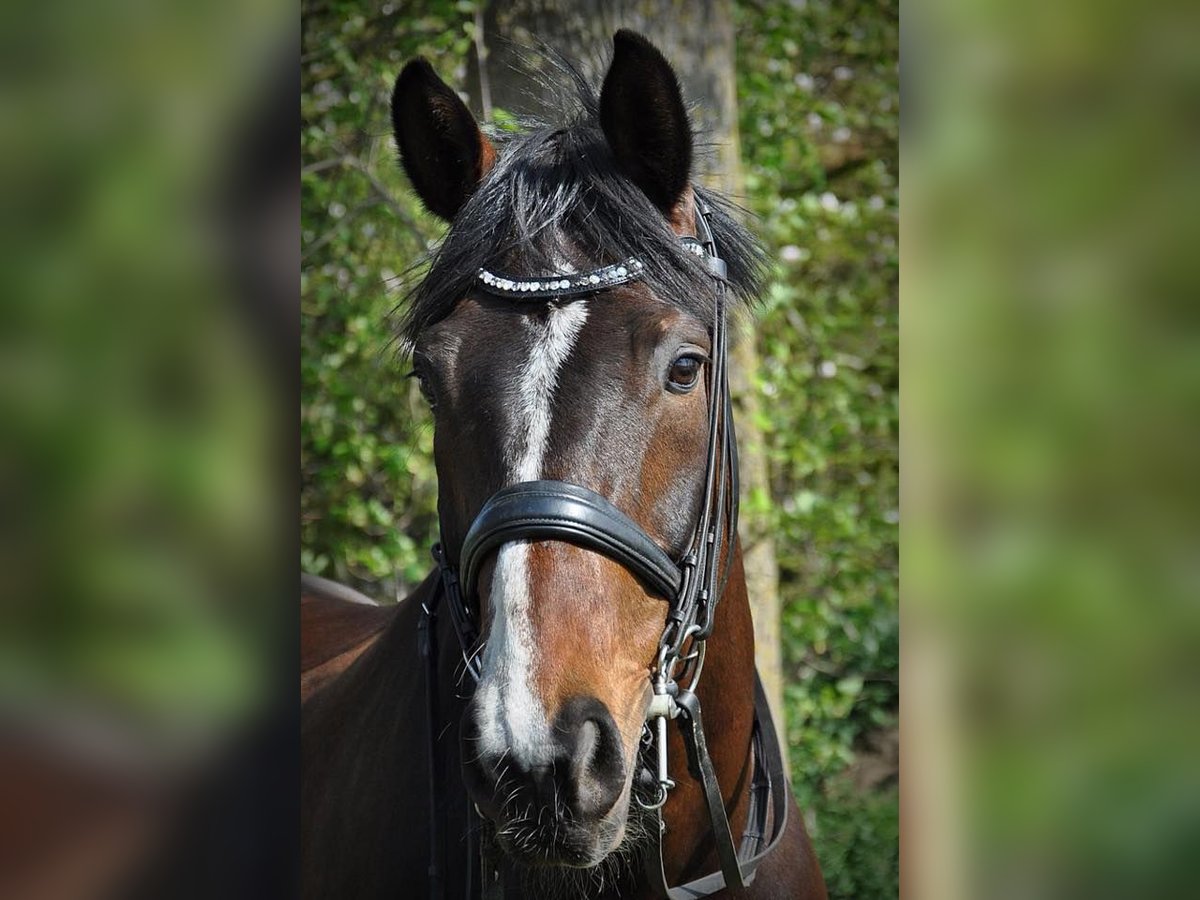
[{"left": 468, "top": 0, "right": 787, "bottom": 743}]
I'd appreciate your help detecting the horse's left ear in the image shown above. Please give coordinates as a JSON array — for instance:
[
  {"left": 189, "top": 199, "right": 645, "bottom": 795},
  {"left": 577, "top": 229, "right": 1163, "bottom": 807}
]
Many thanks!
[
  {"left": 599, "top": 30, "right": 693, "bottom": 220},
  {"left": 391, "top": 58, "right": 495, "bottom": 221}
]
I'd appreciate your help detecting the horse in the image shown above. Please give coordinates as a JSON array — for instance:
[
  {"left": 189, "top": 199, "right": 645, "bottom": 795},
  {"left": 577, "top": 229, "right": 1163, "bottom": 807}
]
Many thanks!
[{"left": 301, "top": 30, "right": 827, "bottom": 900}]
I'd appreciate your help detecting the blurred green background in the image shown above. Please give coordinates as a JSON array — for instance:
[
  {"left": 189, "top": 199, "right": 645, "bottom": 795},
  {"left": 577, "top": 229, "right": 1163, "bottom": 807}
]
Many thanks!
[
  {"left": 0, "top": 0, "right": 288, "bottom": 749},
  {"left": 904, "top": 1, "right": 1200, "bottom": 897},
  {"left": 0, "top": 1, "right": 294, "bottom": 896},
  {"left": 301, "top": 2, "right": 898, "bottom": 897}
]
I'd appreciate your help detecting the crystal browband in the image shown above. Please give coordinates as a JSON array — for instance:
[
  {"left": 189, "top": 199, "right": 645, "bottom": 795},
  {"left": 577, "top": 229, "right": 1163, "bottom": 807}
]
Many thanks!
[
  {"left": 475, "top": 237, "right": 711, "bottom": 300},
  {"left": 476, "top": 258, "right": 644, "bottom": 299}
]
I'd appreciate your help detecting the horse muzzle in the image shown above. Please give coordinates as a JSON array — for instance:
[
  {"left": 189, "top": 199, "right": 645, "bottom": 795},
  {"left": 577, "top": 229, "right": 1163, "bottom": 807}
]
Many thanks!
[{"left": 460, "top": 694, "right": 630, "bottom": 866}]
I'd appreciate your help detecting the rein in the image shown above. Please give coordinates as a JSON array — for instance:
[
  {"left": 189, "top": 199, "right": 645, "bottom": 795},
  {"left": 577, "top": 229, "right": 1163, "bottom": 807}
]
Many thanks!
[{"left": 418, "top": 200, "right": 789, "bottom": 898}]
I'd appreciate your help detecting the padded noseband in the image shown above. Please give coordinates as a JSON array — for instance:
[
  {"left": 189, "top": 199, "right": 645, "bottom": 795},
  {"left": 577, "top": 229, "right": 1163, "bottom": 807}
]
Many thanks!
[{"left": 460, "top": 480, "right": 683, "bottom": 602}]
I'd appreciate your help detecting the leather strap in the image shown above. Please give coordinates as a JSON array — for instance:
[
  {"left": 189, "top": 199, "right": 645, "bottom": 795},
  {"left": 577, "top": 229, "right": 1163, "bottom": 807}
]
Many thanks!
[
  {"left": 460, "top": 481, "right": 683, "bottom": 602},
  {"left": 677, "top": 688, "right": 748, "bottom": 894},
  {"left": 478, "top": 820, "right": 505, "bottom": 900},
  {"left": 417, "top": 596, "right": 445, "bottom": 900},
  {"left": 644, "top": 674, "right": 790, "bottom": 899}
]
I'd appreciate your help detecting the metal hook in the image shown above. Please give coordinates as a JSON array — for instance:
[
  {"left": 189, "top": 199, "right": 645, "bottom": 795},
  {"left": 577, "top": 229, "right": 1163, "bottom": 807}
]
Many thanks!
[
  {"left": 640, "top": 683, "right": 678, "bottom": 813},
  {"left": 635, "top": 780, "right": 670, "bottom": 811}
]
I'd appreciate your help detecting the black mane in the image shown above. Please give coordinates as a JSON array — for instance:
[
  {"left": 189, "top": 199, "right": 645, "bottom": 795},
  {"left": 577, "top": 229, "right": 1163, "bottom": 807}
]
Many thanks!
[{"left": 398, "top": 64, "right": 764, "bottom": 344}]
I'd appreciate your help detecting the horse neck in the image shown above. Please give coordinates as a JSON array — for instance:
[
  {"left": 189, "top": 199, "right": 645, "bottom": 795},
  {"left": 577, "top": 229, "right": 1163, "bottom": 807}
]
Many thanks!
[{"left": 660, "top": 538, "right": 758, "bottom": 886}]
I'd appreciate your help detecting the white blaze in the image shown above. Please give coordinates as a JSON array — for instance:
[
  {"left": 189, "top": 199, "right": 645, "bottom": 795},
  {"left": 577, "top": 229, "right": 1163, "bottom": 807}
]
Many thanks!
[{"left": 478, "top": 301, "right": 589, "bottom": 764}]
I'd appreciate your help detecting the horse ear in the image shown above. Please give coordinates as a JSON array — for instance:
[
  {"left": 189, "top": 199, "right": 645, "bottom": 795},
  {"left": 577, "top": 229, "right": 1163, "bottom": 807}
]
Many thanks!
[
  {"left": 599, "top": 30, "right": 693, "bottom": 218},
  {"left": 391, "top": 58, "right": 495, "bottom": 221}
]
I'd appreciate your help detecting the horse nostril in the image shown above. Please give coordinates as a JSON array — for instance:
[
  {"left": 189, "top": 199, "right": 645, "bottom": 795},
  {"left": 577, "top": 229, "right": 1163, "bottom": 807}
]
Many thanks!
[
  {"left": 554, "top": 698, "right": 626, "bottom": 819},
  {"left": 571, "top": 719, "right": 600, "bottom": 780},
  {"left": 460, "top": 695, "right": 627, "bottom": 826}
]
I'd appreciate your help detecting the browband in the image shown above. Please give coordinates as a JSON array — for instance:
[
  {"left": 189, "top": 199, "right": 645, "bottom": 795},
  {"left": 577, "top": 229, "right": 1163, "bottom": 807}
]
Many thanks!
[
  {"left": 474, "top": 236, "right": 721, "bottom": 302},
  {"left": 476, "top": 258, "right": 644, "bottom": 300},
  {"left": 460, "top": 481, "right": 682, "bottom": 602}
]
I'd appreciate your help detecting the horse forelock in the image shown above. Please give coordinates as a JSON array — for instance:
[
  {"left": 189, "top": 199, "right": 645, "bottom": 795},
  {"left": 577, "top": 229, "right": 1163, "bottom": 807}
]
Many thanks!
[{"left": 395, "top": 55, "right": 764, "bottom": 349}]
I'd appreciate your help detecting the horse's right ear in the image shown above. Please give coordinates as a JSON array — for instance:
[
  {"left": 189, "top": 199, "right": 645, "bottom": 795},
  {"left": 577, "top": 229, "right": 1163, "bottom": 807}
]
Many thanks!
[{"left": 391, "top": 58, "right": 495, "bottom": 222}]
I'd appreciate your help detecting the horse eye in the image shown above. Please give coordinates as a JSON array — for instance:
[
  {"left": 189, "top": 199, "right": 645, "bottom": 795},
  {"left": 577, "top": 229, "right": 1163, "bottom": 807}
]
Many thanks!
[
  {"left": 667, "top": 355, "right": 703, "bottom": 393},
  {"left": 407, "top": 368, "right": 437, "bottom": 408}
]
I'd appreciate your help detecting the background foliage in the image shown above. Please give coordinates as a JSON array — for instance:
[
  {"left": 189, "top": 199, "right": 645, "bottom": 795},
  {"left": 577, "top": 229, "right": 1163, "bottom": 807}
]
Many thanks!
[{"left": 301, "top": 1, "right": 897, "bottom": 896}]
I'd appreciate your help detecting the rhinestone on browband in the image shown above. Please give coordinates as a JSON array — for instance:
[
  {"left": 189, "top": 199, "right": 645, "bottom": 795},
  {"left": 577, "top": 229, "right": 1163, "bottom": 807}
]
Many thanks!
[{"left": 476, "top": 257, "right": 645, "bottom": 300}]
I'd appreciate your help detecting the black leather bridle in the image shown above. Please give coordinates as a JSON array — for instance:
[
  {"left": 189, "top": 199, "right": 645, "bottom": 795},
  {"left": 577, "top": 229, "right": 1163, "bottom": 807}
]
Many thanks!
[{"left": 417, "top": 200, "right": 789, "bottom": 899}]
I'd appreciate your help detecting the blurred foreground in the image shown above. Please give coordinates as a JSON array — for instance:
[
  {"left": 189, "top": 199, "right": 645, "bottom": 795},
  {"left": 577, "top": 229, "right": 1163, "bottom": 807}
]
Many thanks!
[
  {"left": 0, "top": 1, "right": 295, "bottom": 897},
  {"left": 905, "top": 0, "right": 1200, "bottom": 897}
]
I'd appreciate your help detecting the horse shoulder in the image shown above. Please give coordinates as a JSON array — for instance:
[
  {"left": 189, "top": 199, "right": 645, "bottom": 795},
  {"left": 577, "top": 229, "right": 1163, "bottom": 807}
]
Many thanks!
[
  {"left": 300, "top": 573, "right": 395, "bottom": 704},
  {"left": 301, "top": 573, "right": 440, "bottom": 899}
]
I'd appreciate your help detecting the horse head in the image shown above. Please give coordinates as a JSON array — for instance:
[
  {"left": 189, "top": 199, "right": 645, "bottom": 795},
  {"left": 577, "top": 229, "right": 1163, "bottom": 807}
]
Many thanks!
[{"left": 392, "top": 30, "right": 759, "bottom": 872}]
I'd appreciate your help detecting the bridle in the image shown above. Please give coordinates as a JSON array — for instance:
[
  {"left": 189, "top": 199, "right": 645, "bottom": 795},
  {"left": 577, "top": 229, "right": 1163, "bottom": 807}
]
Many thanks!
[{"left": 417, "top": 199, "right": 789, "bottom": 899}]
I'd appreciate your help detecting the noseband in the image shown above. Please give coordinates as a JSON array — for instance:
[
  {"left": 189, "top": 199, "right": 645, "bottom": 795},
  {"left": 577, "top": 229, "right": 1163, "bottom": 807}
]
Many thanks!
[{"left": 419, "top": 200, "right": 788, "bottom": 899}]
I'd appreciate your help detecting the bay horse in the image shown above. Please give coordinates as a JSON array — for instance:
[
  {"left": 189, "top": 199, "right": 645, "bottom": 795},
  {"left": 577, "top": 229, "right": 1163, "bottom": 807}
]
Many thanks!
[{"left": 302, "top": 30, "right": 827, "bottom": 900}]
